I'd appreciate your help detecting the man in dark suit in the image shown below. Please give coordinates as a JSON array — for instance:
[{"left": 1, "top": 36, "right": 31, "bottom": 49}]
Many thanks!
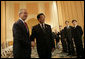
[
  {"left": 64, "top": 21, "right": 75, "bottom": 56},
  {"left": 55, "top": 31, "right": 60, "bottom": 48},
  {"left": 72, "top": 20, "right": 84, "bottom": 58},
  {"left": 30, "top": 13, "right": 55, "bottom": 58},
  {"left": 52, "top": 31, "right": 59, "bottom": 49},
  {"left": 58, "top": 25, "right": 68, "bottom": 53},
  {"left": 12, "top": 9, "right": 31, "bottom": 58}
]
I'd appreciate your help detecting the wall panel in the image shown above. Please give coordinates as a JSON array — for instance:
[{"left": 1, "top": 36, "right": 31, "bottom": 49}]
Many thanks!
[{"left": 57, "top": 1, "right": 84, "bottom": 31}]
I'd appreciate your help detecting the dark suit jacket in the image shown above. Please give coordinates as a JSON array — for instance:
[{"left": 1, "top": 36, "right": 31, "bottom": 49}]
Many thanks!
[
  {"left": 72, "top": 25, "right": 83, "bottom": 39},
  {"left": 52, "top": 32, "right": 56, "bottom": 39},
  {"left": 55, "top": 32, "right": 60, "bottom": 42},
  {"left": 59, "top": 29, "right": 65, "bottom": 39},
  {"left": 52, "top": 32, "right": 59, "bottom": 43},
  {"left": 64, "top": 26, "right": 73, "bottom": 39},
  {"left": 12, "top": 19, "right": 31, "bottom": 58},
  {"left": 30, "top": 24, "right": 55, "bottom": 53},
  {"left": 72, "top": 25, "right": 84, "bottom": 57}
]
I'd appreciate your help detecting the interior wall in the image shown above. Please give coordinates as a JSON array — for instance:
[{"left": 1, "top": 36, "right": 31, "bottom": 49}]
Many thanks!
[
  {"left": 57, "top": 1, "right": 84, "bottom": 31},
  {"left": 1, "top": 1, "right": 6, "bottom": 48},
  {"left": 57, "top": 1, "right": 84, "bottom": 46}
]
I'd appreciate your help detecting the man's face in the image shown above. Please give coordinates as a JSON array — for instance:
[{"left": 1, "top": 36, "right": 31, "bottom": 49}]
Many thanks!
[
  {"left": 72, "top": 21, "right": 77, "bottom": 26},
  {"left": 65, "top": 22, "right": 69, "bottom": 26},
  {"left": 19, "top": 10, "right": 28, "bottom": 21},
  {"left": 38, "top": 15, "right": 45, "bottom": 24},
  {"left": 59, "top": 26, "right": 62, "bottom": 29}
]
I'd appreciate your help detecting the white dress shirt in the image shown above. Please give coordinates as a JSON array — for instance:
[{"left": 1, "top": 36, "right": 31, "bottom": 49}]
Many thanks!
[
  {"left": 67, "top": 25, "right": 69, "bottom": 29},
  {"left": 39, "top": 23, "right": 45, "bottom": 29},
  {"left": 19, "top": 18, "right": 25, "bottom": 23},
  {"left": 74, "top": 25, "right": 77, "bottom": 28}
]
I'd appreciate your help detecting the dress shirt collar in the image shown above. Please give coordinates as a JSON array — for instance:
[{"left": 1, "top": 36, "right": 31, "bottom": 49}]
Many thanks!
[
  {"left": 19, "top": 18, "right": 25, "bottom": 23},
  {"left": 66, "top": 25, "right": 69, "bottom": 28},
  {"left": 39, "top": 23, "right": 45, "bottom": 28},
  {"left": 74, "top": 25, "right": 77, "bottom": 28}
]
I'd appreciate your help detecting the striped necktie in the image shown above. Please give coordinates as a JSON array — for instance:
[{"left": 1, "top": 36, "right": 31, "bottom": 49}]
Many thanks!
[{"left": 24, "top": 22, "right": 28, "bottom": 32}]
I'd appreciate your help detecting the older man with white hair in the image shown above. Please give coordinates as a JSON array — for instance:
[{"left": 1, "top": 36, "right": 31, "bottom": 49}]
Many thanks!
[{"left": 12, "top": 9, "right": 31, "bottom": 58}]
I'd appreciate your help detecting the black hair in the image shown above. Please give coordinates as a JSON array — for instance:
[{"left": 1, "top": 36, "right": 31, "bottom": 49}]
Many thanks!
[
  {"left": 37, "top": 13, "right": 45, "bottom": 20},
  {"left": 65, "top": 20, "right": 69, "bottom": 24},
  {"left": 72, "top": 20, "right": 77, "bottom": 23}
]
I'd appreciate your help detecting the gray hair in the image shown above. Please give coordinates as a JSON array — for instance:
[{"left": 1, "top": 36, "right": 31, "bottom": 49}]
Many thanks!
[{"left": 18, "top": 9, "right": 27, "bottom": 15}]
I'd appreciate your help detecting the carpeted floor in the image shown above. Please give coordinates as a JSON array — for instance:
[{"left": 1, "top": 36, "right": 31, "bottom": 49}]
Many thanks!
[{"left": 31, "top": 46, "right": 77, "bottom": 58}]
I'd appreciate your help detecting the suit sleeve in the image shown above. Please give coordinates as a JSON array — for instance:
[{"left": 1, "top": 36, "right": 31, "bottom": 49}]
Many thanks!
[
  {"left": 49, "top": 26, "right": 55, "bottom": 48},
  {"left": 63, "top": 27, "right": 66, "bottom": 38},
  {"left": 79, "top": 26, "right": 83, "bottom": 36},
  {"left": 70, "top": 26, "right": 74, "bottom": 38},
  {"left": 30, "top": 27, "right": 36, "bottom": 41},
  {"left": 13, "top": 23, "right": 29, "bottom": 48}
]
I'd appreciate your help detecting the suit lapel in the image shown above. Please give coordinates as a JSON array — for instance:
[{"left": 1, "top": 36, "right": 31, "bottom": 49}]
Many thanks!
[
  {"left": 39, "top": 24, "right": 47, "bottom": 32},
  {"left": 45, "top": 24, "right": 48, "bottom": 30},
  {"left": 38, "top": 24, "right": 43, "bottom": 31},
  {"left": 19, "top": 20, "right": 27, "bottom": 33}
]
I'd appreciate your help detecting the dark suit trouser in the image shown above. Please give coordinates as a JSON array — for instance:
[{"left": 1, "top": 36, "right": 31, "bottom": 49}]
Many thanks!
[
  {"left": 56, "top": 38, "right": 59, "bottom": 46},
  {"left": 61, "top": 38, "right": 68, "bottom": 52},
  {"left": 74, "top": 37, "right": 84, "bottom": 57},
  {"left": 13, "top": 48, "right": 31, "bottom": 58},
  {"left": 66, "top": 37, "right": 75, "bottom": 55},
  {"left": 37, "top": 48, "right": 51, "bottom": 58},
  {"left": 14, "top": 54, "right": 31, "bottom": 58}
]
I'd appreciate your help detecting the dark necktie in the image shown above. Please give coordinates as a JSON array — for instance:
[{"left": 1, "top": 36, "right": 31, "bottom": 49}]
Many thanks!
[
  {"left": 42, "top": 24, "right": 45, "bottom": 30},
  {"left": 24, "top": 22, "right": 28, "bottom": 32}
]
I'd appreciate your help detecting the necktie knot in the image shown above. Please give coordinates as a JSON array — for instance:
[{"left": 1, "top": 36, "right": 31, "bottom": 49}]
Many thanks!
[
  {"left": 41, "top": 24, "right": 43, "bottom": 27},
  {"left": 42, "top": 24, "right": 45, "bottom": 30}
]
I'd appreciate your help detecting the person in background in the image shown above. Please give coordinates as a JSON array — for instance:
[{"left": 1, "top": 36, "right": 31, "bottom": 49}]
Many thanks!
[
  {"left": 58, "top": 25, "right": 68, "bottom": 53},
  {"left": 64, "top": 21, "right": 75, "bottom": 56},
  {"left": 54, "top": 30, "right": 60, "bottom": 49},
  {"left": 52, "top": 31, "right": 56, "bottom": 46},
  {"left": 72, "top": 20, "right": 84, "bottom": 58}
]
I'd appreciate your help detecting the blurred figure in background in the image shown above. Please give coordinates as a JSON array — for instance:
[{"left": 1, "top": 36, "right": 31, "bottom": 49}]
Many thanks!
[
  {"left": 58, "top": 25, "right": 68, "bottom": 53},
  {"left": 64, "top": 21, "right": 75, "bottom": 56},
  {"left": 72, "top": 20, "right": 84, "bottom": 58},
  {"left": 54, "top": 29, "right": 60, "bottom": 49}
]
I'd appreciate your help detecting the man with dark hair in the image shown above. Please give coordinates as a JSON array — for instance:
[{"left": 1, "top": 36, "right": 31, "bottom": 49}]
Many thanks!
[
  {"left": 30, "top": 13, "right": 55, "bottom": 58},
  {"left": 64, "top": 21, "right": 75, "bottom": 56},
  {"left": 37, "top": 13, "right": 45, "bottom": 20},
  {"left": 72, "top": 20, "right": 84, "bottom": 58},
  {"left": 58, "top": 25, "right": 68, "bottom": 53},
  {"left": 72, "top": 20, "right": 77, "bottom": 23},
  {"left": 55, "top": 31, "right": 60, "bottom": 49}
]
